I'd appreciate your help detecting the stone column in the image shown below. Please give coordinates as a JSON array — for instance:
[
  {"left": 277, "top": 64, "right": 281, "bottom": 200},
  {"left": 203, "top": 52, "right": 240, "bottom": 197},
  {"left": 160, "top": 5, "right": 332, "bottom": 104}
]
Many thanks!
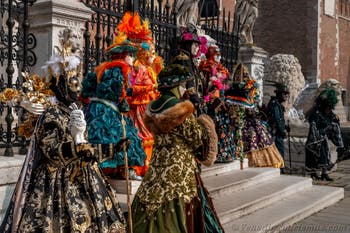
[
  {"left": 238, "top": 45, "right": 268, "bottom": 106},
  {"left": 28, "top": 0, "right": 92, "bottom": 75}
]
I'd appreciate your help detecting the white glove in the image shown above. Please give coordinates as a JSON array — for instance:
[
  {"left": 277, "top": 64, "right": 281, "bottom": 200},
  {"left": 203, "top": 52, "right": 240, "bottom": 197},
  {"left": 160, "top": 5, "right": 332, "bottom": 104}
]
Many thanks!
[
  {"left": 20, "top": 100, "right": 45, "bottom": 115},
  {"left": 68, "top": 103, "right": 87, "bottom": 145}
]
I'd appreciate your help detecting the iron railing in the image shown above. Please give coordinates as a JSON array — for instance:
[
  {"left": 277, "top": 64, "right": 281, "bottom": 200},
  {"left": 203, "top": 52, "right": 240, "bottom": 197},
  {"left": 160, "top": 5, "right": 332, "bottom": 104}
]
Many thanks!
[
  {"left": 0, "top": 0, "right": 238, "bottom": 155},
  {"left": 81, "top": 0, "right": 239, "bottom": 73},
  {"left": 0, "top": 0, "right": 37, "bottom": 156}
]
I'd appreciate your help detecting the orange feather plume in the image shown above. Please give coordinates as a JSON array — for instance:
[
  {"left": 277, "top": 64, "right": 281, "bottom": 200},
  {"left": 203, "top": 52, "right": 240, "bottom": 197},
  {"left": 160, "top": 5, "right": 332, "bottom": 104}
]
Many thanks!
[{"left": 117, "top": 11, "right": 153, "bottom": 43}]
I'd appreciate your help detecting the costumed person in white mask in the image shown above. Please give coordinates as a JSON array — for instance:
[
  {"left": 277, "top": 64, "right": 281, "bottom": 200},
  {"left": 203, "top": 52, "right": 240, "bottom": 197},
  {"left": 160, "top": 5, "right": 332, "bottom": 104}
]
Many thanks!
[
  {"left": 0, "top": 30, "right": 127, "bottom": 233},
  {"left": 132, "top": 64, "right": 224, "bottom": 233},
  {"left": 172, "top": 27, "right": 206, "bottom": 114},
  {"left": 199, "top": 45, "right": 235, "bottom": 163},
  {"left": 117, "top": 12, "right": 163, "bottom": 177}
]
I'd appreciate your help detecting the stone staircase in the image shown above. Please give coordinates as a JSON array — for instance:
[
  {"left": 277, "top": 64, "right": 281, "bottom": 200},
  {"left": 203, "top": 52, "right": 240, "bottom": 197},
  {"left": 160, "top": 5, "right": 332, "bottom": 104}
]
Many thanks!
[
  {"left": 0, "top": 156, "right": 344, "bottom": 233},
  {"left": 110, "top": 161, "right": 344, "bottom": 233},
  {"left": 203, "top": 164, "right": 343, "bottom": 233},
  {"left": 0, "top": 155, "right": 25, "bottom": 222}
]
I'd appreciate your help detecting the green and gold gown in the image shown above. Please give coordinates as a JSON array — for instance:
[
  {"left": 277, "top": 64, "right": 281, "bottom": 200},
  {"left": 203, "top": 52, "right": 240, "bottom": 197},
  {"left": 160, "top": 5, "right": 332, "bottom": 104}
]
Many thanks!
[{"left": 132, "top": 93, "right": 224, "bottom": 233}]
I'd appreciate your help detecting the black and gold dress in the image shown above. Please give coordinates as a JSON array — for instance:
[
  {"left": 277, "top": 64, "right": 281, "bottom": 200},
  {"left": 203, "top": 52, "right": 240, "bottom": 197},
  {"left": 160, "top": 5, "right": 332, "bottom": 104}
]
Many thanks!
[{"left": 0, "top": 103, "right": 126, "bottom": 233}]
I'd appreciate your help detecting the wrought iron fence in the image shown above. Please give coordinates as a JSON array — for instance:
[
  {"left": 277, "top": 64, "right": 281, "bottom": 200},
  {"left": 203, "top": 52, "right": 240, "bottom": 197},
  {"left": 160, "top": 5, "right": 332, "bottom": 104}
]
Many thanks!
[
  {"left": 0, "top": 0, "right": 37, "bottom": 156},
  {"left": 0, "top": 0, "right": 238, "bottom": 155},
  {"left": 81, "top": 0, "right": 239, "bottom": 73}
]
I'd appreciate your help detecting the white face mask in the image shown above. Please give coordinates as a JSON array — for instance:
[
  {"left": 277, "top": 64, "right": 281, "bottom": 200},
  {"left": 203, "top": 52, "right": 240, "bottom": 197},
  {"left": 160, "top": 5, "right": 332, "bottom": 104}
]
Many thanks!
[
  {"left": 191, "top": 43, "right": 200, "bottom": 57},
  {"left": 179, "top": 85, "right": 187, "bottom": 97},
  {"left": 193, "top": 57, "right": 201, "bottom": 67},
  {"left": 125, "top": 55, "right": 134, "bottom": 66},
  {"left": 148, "top": 55, "right": 155, "bottom": 65},
  {"left": 214, "top": 55, "right": 221, "bottom": 63}
]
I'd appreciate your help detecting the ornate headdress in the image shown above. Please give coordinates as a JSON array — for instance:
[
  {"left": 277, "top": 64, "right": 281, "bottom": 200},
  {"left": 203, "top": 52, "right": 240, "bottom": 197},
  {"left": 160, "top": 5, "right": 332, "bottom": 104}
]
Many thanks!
[
  {"left": 117, "top": 11, "right": 153, "bottom": 44},
  {"left": 179, "top": 26, "right": 201, "bottom": 44},
  {"left": 105, "top": 31, "right": 138, "bottom": 55},
  {"left": 157, "top": 64, "right": 194, "bottom": 90},
  {"left": 117, "top": 12, "right": 161, "bottom": 67},
  {"left": 316, "top": 88, "right": 338, "bottom": 110},
  {"left": 43, "top": 28, "right": 83, "bottom": 83},
  {"left": 206, "top": 45, "right": 220, "bottom": 59},
  {"left": 225, "top": 63, "right": 259, "bottom": 108}
]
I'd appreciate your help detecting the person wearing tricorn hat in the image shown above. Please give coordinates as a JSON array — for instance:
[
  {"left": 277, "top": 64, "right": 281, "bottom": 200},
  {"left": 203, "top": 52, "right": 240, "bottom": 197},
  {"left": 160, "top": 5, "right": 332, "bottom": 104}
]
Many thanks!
[
  {"left": 267, "top": 83, "right": 290, "bottom": 172},
  {"left": 81, "top": 31, "right": 146, "bottom": 181},
  {"left": 132, "top": 64, "right": 224, "bottom": 232}
]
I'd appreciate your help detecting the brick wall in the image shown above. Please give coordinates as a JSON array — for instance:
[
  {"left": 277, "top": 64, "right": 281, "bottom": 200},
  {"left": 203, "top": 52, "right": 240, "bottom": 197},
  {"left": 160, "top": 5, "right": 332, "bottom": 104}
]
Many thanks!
[
  {"left": 221, "top": 0, "right": 235, "bottom": 16},
  {"left": 319, "top": 0, "right": 338, "bottom": 83},
  {"left": 254, "top": 0, "right": 319, "bottom": 83},
  {"left": 338, "top": 0, "right": 350, "bottom": 104}
]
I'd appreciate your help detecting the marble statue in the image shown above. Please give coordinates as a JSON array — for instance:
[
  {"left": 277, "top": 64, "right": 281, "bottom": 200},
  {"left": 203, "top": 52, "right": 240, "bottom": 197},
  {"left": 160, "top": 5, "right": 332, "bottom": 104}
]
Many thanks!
[
  {"left": 264, "top": 54, "right": 306, "bottom": 120},
  {"left": 175, "top": 0, "right": 199, "bottom": 26},
  {"left": 235, "top": 0, "right": 259, "bottom": 44}
]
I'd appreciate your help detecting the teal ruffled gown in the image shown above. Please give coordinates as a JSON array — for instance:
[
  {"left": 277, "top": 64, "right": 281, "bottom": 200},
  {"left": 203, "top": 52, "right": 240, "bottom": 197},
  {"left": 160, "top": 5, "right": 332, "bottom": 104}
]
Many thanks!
[{"left": 82, "top": 66, "right": 146, "bottom": 170}]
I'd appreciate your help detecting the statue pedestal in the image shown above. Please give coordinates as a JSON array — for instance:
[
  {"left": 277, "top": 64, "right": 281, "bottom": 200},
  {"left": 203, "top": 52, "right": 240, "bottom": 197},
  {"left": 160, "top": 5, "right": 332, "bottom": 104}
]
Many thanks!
[
  {"left": 284, "top": 121, "right": 309, "bottom": 174},
  {"left": 29, "top": 0, "right": 92, "bottom": 75},
  {"left": 293, "top": 82, "right": 319, "bottom": 116},
  {"left": 238, "top": 45, "right": 268, "bottom": 106}
]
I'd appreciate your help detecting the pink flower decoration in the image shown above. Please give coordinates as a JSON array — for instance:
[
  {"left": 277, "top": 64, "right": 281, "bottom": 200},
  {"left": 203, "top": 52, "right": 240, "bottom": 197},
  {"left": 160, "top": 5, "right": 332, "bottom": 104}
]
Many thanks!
[
  {"left": 183, "top": 33, "right": 194, "bottom": 41},
  {"left": 199, "top": 36, "right": 208, "bottom": 54},
  {"left": 212, "top": 79, "right": 224, "bottom": 90}
]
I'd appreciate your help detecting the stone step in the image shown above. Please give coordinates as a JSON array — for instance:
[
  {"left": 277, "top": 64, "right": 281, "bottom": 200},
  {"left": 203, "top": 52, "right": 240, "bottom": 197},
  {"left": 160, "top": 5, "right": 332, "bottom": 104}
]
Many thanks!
[
  {"left": 201, "top": 159, "right": 249, "bottom": 178},
  {"left": 0, "top": 211, "right": 4, "bottom": 223},
  {"left": 214, "top": 175, "right": 312, "bottom": 225},
  {"left": 203, "top": 167, "right": 281, "bottom": 198},
  {"left": 109, "top": 179, "right": 141, "bottom": 195},
  {"left": 116, "top": 193, "right": 135, "bottom": 213},
  {"left": 0, "top": 155, "right": 25, "bottom": 185},
  {"left": 109, "top": 159, "right": 250, "bottom": 195},
  {"left": 0, "top": 155, "right": 23, "bottom": 218},
  {"left": 223, "top": 185, "right": 344, "bottom": 233},
  {"left": 0, "top": 184, "right": 15, "bottom": 213}
]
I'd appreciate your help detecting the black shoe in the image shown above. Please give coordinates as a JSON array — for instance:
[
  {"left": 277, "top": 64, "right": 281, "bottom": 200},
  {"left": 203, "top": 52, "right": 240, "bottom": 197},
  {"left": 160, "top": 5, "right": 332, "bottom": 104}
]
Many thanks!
[
  {"left": 321, "top": 173, "right": 333, "bottom": 181},
  {"left": 310, "top": 172, "right": 320, "bottom": 180}
]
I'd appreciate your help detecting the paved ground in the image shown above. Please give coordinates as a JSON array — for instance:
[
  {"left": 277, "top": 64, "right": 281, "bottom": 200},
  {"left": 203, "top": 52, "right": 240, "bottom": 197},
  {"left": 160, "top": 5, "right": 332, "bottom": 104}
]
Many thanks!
[{"left": 281, "top": 159, "right": 350, "bottom": 233}]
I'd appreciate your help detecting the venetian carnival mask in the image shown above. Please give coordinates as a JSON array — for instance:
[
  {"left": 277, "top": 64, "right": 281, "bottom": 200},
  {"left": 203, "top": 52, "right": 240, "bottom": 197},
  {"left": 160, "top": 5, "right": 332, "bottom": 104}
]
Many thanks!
[
  {"left": 67, "top": 76, "right": 82, "bottom": 101},
  {"left": 125, "top": 55, "right": 135, "bottom": 66},
  {"left": 50, "top": 74, "right": 81, "bottom": 105},
  {"left": 147, "top": 53, "right": 156, "bottom": 65},
  {"left": 179, "top": 85, "right": 187, "bottom": 97},
  {"left": 214, "top": 55, "right": 221, "bottom": 63},
  {"left": 191, "top": 42, "right": 200, "bottom": 57}
]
